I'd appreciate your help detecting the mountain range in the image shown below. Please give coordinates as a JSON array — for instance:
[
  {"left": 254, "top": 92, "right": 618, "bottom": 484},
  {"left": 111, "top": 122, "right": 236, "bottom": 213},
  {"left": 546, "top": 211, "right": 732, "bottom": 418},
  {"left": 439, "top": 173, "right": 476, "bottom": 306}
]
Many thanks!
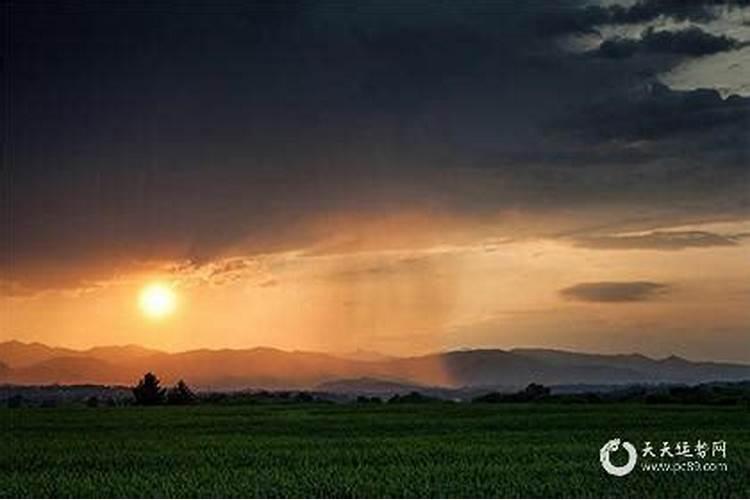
[{"left": 1, "top": 340, "right": 749, "bottom": 390}]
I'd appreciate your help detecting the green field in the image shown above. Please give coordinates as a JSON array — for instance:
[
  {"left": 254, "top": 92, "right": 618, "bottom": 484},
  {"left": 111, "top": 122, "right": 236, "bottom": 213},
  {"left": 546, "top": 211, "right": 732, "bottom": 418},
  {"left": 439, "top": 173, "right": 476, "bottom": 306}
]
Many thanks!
[{"left": 2, "top": 404, "right": 749, "bottom": 498}]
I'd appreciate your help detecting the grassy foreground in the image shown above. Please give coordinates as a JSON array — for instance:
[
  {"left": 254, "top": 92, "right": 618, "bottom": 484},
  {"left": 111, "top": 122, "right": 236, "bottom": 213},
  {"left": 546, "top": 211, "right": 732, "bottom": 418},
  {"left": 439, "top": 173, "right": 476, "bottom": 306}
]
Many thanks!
[{"left": 2, "top": 403, "right": 749, "bottom": 498}]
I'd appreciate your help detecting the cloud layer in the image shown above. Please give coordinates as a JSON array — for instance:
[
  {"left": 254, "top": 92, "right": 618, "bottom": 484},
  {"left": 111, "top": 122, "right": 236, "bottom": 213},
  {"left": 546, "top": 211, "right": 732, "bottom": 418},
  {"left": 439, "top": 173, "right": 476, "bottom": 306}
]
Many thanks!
[
  {"left": 4, "top": 0, "right": 750, "bottom": 293},
  {"left": 560, "top": 281, "right": 670, "bottom": 303},
  {"left": 573, "top": 230, "right": 744, "bottom": 251},
  {"left": 594, "top": 27, "right": 744, "bottom": 59}
]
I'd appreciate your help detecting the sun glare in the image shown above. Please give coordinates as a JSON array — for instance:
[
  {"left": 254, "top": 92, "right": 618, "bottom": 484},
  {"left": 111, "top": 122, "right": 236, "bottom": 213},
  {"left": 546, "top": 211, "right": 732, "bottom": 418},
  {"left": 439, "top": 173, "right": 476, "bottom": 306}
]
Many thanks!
[{"left": 139, "top": 283, "right": 177, "bottom": 319}]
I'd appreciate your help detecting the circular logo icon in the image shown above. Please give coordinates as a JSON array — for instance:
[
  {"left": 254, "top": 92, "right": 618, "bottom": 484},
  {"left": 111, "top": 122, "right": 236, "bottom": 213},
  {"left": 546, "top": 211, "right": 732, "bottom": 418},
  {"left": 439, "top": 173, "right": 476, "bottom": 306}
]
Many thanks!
[{"left": 600, "top": 438, "right": 637, "bottom": 477}]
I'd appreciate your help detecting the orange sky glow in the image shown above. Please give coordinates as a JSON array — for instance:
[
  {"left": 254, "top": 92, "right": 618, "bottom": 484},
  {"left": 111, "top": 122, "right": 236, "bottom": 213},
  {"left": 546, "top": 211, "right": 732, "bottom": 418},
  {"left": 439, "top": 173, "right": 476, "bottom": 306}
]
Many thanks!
[{"left": 3, "top": 215, "right": 749, "bottom": 362}]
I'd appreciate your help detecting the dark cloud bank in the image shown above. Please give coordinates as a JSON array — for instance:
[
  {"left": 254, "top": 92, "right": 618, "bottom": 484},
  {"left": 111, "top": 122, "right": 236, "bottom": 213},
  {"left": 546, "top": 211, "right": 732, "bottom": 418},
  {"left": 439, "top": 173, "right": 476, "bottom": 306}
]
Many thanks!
[
  {"left": 574, "top": 230, "right": 746, "bottom": 251},
  {"left": 4, "top": 0, "right": 750, "bottom": 291},
  {"left": 560, "top": 281, "right": 670, "bottom": 303},
  {"left": 594, "top": 27, "right": 745, "bottom": 59}
]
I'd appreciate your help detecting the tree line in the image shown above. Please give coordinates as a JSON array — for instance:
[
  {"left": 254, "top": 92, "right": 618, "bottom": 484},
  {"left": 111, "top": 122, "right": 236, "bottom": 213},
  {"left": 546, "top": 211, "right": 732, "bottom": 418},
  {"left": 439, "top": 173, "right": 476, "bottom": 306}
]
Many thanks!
[
  {"left": 132, "top": 372, "right": 197, "bottom": 406},
  {"left": 5, "top": 373, "right": 750, "bottom": 408}
]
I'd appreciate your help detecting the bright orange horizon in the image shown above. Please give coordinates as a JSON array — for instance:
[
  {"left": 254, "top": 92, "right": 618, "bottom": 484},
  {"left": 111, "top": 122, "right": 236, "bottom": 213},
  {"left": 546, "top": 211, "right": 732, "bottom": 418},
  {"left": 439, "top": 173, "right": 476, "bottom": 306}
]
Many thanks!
[{"left": 4, "top": 215, "right": 750, "bottom": 363}]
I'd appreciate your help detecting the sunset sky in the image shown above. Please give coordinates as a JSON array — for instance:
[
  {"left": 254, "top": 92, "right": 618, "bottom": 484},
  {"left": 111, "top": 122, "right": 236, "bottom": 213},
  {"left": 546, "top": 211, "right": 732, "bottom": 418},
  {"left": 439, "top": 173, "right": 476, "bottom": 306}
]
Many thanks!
[{"left": 3, "top": 1, "right": 749, "bottom": 361}]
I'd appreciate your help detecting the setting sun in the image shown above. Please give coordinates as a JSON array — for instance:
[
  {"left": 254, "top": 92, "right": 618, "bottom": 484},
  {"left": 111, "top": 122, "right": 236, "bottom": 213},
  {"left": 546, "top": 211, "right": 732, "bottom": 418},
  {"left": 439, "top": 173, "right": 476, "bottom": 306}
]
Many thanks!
[{"left": 138, "top": 283, "right": 177, "bottom": 319}]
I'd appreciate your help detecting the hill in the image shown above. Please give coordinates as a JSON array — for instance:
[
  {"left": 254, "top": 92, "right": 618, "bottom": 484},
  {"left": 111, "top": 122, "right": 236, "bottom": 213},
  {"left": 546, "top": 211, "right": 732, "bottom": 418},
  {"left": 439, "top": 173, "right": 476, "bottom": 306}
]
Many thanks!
[{"left": 1, "top": 341, "right": 749, "bottom": 389}]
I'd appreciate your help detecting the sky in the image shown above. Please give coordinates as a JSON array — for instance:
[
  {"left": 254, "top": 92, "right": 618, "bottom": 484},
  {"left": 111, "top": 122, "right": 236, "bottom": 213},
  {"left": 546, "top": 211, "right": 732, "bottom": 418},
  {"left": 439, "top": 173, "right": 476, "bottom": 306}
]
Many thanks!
[{"left": 2, "top": 0, "right": 749, "bottom": 361}]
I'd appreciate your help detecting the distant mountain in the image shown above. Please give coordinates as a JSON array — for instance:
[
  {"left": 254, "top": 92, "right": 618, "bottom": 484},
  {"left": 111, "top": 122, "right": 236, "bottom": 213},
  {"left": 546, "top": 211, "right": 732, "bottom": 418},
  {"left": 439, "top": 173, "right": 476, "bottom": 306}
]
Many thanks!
[
  {"left": 0, "top": 340, "right": 79, "bottom": 368},
  {"left": 1, "top": 341, "right": 749, "bottom": 389},
  {"left": 509, "top": 348, "right": 750, "bottom": 385},
  {"left": 84, "top": 345, "right": 161, "bottom": 363},
  {"left": 8, "top": 356, "right": 125, "bottom": 385},
  {"left": 335, "top": 350, "right": 395, "bottom": 362}
]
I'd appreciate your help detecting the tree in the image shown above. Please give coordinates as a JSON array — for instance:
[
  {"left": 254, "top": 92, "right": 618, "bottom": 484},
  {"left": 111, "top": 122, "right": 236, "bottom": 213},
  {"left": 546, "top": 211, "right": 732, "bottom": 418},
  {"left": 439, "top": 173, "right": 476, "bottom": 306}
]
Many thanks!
[
  {"left": 521, "top": 383, "right": 550, "bottom": 400},
  {"left": 132, "top": 372, "right": 166, "bottom": 406},
  {"left": 293, "top": 391, "right": 314, "bottom": 403},
  {"left": 472, "top": 392, "right": 506, "bottom": 404},
  {"left": 166, "top": 380, "right": 197, "bottom": 405},
  {"left": 356, "top": 395, "right": 382, "bottom": 404},
  {"left": 387, "top": 391, "right": 437, "bottom": 404}
]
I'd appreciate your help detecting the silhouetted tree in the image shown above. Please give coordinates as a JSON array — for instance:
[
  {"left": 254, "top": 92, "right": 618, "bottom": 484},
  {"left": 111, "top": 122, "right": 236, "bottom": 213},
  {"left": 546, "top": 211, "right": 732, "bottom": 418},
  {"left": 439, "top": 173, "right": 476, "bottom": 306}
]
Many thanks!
[
  {"left": 522, "top": 383, "right": 550, "bottom": 400},
  {"left": 293, "top": 391, "right": 314, "bottom": 403},
  {"left": 133, "top": 372, "right": 166, "bottom": 406},
  {"left": 356, "top": 395, "right": 383, "bottom": 404},
  {"left": 388, "top": 391, "right": 437, "bottom": 404},
  {"left": 166, "top": 380, "right": 197, "bottom": 405},
  {"left": 474, "top": 384, "right": 551, "bottom": 404},
  {"left": 86, "top": 396, "right": 99, "bottom": 408},
  {"left": 472, "top": 391, "right": 506, "bottom": 403}
]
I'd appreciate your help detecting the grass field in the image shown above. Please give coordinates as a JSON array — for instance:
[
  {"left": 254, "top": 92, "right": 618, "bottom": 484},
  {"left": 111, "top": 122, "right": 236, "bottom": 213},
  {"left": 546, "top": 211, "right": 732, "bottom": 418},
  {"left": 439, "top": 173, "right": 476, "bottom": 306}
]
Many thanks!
[{"left": 2, "top": 403, "right": 749, "bottom": 498}]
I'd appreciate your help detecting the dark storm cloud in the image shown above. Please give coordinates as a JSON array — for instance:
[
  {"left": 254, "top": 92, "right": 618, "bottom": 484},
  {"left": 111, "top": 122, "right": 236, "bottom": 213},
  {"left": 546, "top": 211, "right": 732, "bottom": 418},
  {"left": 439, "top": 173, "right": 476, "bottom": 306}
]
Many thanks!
[
  {"left": 594, "top": 27, "right": 745, "bottom": 59},
  {"left": 537, "top": 0, "right": 748, "bottom": 36},
  {"left": 560, "top": 281, "right": 670, "bottom": 302},
  {"left": 498, "top": 80, "right": 749, "bottom": 177},
  {"left": 573, "top": 231, "right": 745, "bottom": 251},
  {"left": 571, "top": 83, "right": 749, "bottom": 161},
  {"left": 4, "top": 0, "right": 750, "bottom": 293},
  {"left": 603, "top": 0, "right": 725, "bottom": 24}
]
